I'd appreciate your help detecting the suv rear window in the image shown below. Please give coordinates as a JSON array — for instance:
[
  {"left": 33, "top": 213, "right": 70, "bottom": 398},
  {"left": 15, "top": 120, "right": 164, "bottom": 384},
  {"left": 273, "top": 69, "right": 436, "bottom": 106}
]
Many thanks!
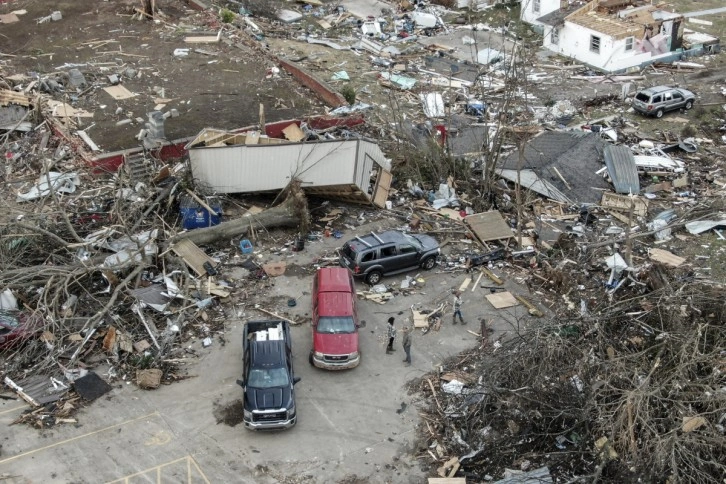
[
  {"left": 342, "top": 243, "right": 357, "bottom": 260},
  {"left": 635, "top": 92, "right": 650, "bottom": 102}
]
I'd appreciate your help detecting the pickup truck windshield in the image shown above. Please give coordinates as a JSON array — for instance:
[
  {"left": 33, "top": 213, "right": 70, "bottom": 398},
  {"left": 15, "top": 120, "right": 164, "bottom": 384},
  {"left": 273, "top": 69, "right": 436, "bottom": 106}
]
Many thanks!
[
  {"left": 247, "top": 367, "right": 289, "bottom": 388},
  {"left": 317, "top": 316, "right": 356, "bottom": 334}
]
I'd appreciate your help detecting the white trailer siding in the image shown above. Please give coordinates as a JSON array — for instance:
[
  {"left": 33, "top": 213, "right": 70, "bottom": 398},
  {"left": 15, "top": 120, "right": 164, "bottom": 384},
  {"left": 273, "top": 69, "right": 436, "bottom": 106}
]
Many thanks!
[{"left": 189, "top": 139, "right": 389, "bottom": 194}]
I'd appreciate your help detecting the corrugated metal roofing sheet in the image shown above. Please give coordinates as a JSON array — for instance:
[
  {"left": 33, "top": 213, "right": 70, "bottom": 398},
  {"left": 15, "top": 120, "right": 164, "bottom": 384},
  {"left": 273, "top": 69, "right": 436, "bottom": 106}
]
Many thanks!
[
  {"left": 604, "top": 144, "right": 639, "bottom": 194},
  {"left": 497, "top": 169, "right": 571, "bottom": 203}
]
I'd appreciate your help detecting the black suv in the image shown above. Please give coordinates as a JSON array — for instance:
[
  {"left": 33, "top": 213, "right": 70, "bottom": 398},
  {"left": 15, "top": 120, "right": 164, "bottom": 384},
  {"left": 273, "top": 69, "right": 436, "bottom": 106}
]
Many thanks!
[
  {"left": 237, "top": 320, "right": 300, "bottom": 430},
  {"left": 339, "top": 231, "right": 440, "bottom": 285}
]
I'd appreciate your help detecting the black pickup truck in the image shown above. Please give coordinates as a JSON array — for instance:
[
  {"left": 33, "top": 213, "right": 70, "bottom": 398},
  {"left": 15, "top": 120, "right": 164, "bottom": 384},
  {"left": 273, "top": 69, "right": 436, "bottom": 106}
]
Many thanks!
[{"left": 237, "top": 320, "right": 300, "bottom": 430}]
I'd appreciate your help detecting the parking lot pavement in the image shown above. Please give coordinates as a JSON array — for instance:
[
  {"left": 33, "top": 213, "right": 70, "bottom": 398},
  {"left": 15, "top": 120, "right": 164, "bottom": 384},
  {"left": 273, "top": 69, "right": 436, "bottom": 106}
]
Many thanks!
[{"left": 0, "top": 225, "right": 534, "bottom": 483}]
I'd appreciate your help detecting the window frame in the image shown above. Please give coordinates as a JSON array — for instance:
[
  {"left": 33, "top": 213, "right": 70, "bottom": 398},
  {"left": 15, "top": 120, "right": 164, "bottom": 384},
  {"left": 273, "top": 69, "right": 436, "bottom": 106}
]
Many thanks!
[
  {"left": 624, "top": 36, "right": 634, "bottom": 51},
  {"left": 551, "top": 27, "right": 560, "bottom": 45},
  {"left": 590, "top": 35, "right": 601, "bottom": 54},
  {"left": 533, "top": 0, "right": 541, "bottom": 13}
]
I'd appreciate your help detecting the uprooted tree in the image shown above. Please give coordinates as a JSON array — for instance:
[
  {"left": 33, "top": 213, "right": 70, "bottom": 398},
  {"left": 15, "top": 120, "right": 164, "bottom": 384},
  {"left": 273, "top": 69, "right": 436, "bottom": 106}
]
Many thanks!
[{"left": 0, "top": 166, "right": 307, "bottom": 379}]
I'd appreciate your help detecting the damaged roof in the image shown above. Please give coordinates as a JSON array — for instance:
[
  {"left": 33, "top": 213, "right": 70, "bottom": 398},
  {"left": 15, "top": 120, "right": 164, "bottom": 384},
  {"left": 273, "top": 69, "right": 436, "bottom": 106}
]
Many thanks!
[{"left": 500, "top": 131, "right": 611, "bottom": 204}]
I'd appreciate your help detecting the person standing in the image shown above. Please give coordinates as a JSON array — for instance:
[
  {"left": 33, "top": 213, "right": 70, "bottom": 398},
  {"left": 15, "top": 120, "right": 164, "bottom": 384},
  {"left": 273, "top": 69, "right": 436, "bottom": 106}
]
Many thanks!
[
  {"left": 452, "top": 291, "right": 465, "bottom": 324},
  {"left": 386, "top": 317, "right": 397, "bottom": 354},
  {"left": 401, "top": 326, "right": 412, "bottom": 365}
]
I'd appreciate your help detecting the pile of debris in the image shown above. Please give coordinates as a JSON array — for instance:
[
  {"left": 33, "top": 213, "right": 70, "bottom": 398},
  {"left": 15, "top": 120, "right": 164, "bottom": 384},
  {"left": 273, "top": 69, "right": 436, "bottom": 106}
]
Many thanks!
[{"left": 414, "top": 281, "right": 726, "bottom": 482}]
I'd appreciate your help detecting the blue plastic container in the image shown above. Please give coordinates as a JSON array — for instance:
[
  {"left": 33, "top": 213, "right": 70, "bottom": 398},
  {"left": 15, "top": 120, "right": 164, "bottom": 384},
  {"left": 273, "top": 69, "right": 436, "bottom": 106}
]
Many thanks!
[
  {"left": 239, "top": 239, "right": 254, "bottom": 254},
  {"left": 179, "top": 195, "right": 222, "bottom": 230}
]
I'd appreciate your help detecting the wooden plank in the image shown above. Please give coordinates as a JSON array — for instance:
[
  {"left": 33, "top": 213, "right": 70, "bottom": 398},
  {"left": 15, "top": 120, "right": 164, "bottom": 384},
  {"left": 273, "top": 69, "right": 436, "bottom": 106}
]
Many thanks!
[
  {"left": 428, "top": 479, "right": 466, "bottom": 484},
  {"left": 463, "top": 210, "right": 513, "bottom": 244},
  {"left": 485, "top": 291, "right": 519, "bottom": 309},
  {"left": 458, "top": 277, "right": 472, "bottom": 292},
  {"left": 514, "top": 295, "right": 544, "bottom": 317},
  {"left": 372, "top": 169, "right": 392, "bottom": 208},
  {"left": 471, "top": 271, "right": 484, "bottom": 292},
  {"left": 649, "top": 248, "right": 685, "bottom": 267},
  {"left": 170, "top": 238, "right": 217, "bottom": 276},
  {"left": 481, "top": 267, "right": 503, "bottom": 285}
]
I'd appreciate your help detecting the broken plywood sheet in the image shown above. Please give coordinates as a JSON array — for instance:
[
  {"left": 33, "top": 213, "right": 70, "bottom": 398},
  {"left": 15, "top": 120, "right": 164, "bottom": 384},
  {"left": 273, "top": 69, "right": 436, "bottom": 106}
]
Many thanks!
[
  {"left": 649, "top": 248, "right": 685, "bottom": 267},
  {"left": 46, "top": 100, "right": 94, "bottom": 118},
  {"left": 282, "top": 123, "right": 305, "bottom": 142},
  {"left": 464, "top": 211, "right": 513, "bottom": 244},
  {"left": 485, "top": 291, "right": 519, "bottom": 309},
  {"left": 103, "top": 84, "right": 138, "bottom": 100},
  {"left": 438, "top": 207, "right": 463, "bottom": 221},
  {"left": 412, "top": 308, "right": 430, "bottom": 328},
  {"left": 0, "top": 13, "right": 20, "bottom": 23},
  {"left": 601, "top": 192, "right": 648, "bottom": 217},
  {"left": 170, "top": 238, "right": 217, "bottom": 276}
]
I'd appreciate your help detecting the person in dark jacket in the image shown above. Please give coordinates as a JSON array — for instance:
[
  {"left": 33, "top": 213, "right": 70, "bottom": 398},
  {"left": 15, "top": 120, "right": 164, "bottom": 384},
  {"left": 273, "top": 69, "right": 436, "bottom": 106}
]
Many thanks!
[
  {"left": 401, "top": 326, "right": 412, "bottom": 365},
  {"left": 386, "top": 317, "right": 396, "bottom": 354}
]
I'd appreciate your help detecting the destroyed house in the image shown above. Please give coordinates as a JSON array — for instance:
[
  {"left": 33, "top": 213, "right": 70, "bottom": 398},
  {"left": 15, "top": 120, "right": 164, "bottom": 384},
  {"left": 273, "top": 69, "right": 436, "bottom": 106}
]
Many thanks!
[
  {"left": 498, "top": 131, "right": 611, "bottom": 204},
  {"left": 521, "top": 0, "right": 720, "bottom": 73},
  {"left": 186, "top": 128, "right": 392, "bottom": 207}
]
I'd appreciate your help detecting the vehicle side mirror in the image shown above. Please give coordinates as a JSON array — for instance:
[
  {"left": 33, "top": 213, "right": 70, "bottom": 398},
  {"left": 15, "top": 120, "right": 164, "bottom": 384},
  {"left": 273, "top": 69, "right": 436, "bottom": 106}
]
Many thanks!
[
  {"left": 293, "top": 377, "right": 301, "bottom": 385},
  {"left": 236, "top": 379, "right": 245, "bottom": 387}
]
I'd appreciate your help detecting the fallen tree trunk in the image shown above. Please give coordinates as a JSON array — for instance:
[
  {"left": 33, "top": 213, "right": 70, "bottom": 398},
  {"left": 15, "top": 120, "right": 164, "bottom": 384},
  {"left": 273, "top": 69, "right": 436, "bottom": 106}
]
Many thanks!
[{"left": 169, "top": 190, "right": 305, "bottom": 246}]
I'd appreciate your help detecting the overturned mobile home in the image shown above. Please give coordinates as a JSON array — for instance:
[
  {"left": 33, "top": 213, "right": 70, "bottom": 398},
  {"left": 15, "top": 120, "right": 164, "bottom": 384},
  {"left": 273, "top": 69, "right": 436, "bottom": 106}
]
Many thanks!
[{"left": 186, "top": 129, "right": 392, "bottom": 207}]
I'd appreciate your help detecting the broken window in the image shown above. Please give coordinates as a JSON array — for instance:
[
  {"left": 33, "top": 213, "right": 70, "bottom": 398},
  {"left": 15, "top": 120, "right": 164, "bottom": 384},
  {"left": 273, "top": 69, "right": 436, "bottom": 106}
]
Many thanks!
[
  {"left": 664, "top": 92, "right": 672, "bottom": 101},
  {"left": 590, "top": 35, "right": 601, "bottom": 53},
  {"left": 533, "top": 0, "right": 541, "bottom": 13},
  {"left": 625, "top": 37, "right": 634, "bottom": 51},
  {"left": 381, "top": 246, "right": 397, "bottom": 257},
  {"left": 551, "top": 27, "right": 560, "bottom": 44}
]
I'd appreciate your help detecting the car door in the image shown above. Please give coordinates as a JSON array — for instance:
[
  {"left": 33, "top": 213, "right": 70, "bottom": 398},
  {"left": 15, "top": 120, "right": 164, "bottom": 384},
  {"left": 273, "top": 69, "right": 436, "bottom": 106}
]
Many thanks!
[
  {"left": 396, "top": 243, "right": 420, "bottom": 271},
  {"left": 671, "top": 90, "right": 684, "bottom": 110}
]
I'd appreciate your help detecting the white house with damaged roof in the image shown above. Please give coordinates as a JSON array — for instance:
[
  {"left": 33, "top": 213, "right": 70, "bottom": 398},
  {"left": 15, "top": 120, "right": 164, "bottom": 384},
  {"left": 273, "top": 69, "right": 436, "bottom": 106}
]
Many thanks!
[{"left": 520, "top": 0, "right": 720, "bottom": 73}]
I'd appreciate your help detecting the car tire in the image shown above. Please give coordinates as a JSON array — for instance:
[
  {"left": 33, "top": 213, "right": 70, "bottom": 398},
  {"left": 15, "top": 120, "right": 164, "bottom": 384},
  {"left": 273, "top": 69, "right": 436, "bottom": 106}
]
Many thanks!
[
  {"left": 685, "top": 100, "right": 693, "bottom": 110},
  {"left": 655, "top": 109, "right": 664, "bottom": 118},
  {"left": 365, "top": 271, "right": 382, "bottom": 285},
  {"left": 421, "top": 256, "right": 436, "bottom": 270},
  {"left": 309, "top": 351, "right": 314, "bottom": 366}
]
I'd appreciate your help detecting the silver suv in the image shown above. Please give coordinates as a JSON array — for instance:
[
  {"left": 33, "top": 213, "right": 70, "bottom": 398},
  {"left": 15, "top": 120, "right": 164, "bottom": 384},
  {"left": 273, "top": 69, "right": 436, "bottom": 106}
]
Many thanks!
[
  {"left": 339, "top": 231, "right": 440, "bottom": 285},
  {"left": 632, "top": 86, "right": 695, "bottom": 118}
]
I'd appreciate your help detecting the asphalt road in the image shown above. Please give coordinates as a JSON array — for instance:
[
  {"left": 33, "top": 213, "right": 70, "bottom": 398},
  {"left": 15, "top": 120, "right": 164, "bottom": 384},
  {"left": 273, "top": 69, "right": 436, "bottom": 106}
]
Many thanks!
[{"left": 0, "top": 221, "right": 534, "bottom": 483}]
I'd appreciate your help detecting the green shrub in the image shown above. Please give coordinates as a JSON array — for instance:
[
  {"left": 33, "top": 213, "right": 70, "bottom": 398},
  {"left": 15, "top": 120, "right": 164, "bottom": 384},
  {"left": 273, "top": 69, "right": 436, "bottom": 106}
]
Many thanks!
[
  {"left": 220, "top": 8, "right": 235, "bottom": 23},
  {"left": 340, "top": 84, "right": 356, "bottom": 105}
]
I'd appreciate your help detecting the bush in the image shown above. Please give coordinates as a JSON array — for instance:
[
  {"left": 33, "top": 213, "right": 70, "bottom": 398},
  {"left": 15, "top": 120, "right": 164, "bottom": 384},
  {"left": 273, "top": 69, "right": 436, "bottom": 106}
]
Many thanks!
[
  {"left": 220, "top": 8, "right": 235, "bottom": 23},
  {"left": 340, "top": 84, "right": 356, "bottom": 105}
]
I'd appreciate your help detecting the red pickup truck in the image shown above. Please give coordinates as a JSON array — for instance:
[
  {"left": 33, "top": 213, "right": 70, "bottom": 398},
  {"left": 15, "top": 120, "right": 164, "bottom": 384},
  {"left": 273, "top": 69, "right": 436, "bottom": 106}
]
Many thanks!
[{"left": 310, "top": 267, "right": 360, "bottom": 370}]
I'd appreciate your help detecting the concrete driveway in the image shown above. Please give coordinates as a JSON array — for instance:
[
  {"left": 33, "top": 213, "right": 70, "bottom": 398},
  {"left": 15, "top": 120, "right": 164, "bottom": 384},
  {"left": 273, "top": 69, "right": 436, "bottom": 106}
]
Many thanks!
[{"left": 0, "top": 221, "right": 534, "bottom": 483}]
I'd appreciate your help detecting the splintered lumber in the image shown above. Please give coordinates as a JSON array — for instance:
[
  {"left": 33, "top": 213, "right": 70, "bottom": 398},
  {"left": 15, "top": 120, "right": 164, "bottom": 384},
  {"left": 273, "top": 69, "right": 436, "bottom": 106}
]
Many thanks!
[
  {"left": 357, "top": 291, "right": 393, "bottom": 304},
  {"left": 481, "top": 267, "right": 503, "bottom": 285},
  {"left": 514, "top": 295, "right": 544, "bottom": 317},
  {"left": 253, "top": 307, "right": 301, "bottom": 325}
]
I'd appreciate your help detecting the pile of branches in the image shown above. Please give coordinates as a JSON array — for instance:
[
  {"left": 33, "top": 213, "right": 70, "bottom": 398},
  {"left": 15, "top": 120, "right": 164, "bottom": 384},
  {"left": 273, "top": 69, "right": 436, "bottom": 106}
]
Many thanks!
[{"left": 415, "top": 281, "right": 725, "bottom": 482}]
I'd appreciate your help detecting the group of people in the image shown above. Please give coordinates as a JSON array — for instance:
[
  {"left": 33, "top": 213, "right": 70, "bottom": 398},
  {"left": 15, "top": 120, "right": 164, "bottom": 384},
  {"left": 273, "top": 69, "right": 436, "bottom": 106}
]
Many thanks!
[{"left": 385, "top": 290, "right": 467, "bottom": 366}]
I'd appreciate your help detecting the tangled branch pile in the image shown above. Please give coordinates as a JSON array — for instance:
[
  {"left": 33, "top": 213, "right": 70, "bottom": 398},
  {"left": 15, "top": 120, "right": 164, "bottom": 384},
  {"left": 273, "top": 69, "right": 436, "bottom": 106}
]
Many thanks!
[{"left": 416, "top": 281, "right": 725, "bottom": 482}]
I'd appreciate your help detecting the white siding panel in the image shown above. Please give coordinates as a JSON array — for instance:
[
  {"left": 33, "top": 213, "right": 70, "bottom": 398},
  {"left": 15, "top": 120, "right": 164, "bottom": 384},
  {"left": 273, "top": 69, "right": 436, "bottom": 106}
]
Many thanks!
[{"left": 190, "top": 140, "right": 362, "bottom": 194}]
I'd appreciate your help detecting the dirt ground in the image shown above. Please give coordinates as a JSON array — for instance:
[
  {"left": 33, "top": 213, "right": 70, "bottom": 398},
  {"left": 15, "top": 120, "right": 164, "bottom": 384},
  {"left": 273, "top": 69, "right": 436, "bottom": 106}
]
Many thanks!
[{"left": 0, "top": 0, "right": 319, "bottom": 152}]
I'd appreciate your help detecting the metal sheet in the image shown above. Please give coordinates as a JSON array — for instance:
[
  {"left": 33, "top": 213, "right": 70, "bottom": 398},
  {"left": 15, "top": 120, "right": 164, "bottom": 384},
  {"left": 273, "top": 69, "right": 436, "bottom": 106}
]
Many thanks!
[
  {"left": 497, "top": 169, "right": 571, "bottom": 203},
  {"left": 604, "top": 144, "right": 639, "bottom": 194}
]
